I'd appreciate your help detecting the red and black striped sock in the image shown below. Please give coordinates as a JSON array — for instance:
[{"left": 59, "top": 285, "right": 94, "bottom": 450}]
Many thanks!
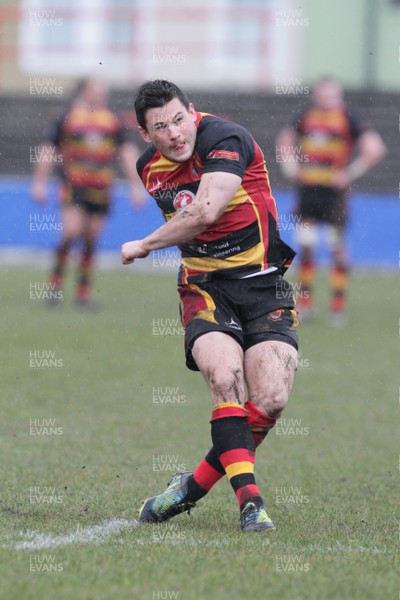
[
  {"left": 77, "top": 241, "right": 95, "bottom": 300},
  {"left": 298, "top": 252, "right": 315, "bottom": 310},
  {"left": 330, "top": 261, "right": 349, "bottom": 313},
  {"left": 189, "top": 401, "right": 280, "bottom": 501},
  {"left": 210, "top": 402, "right": 262, "bottom": 510},
  {"left": 191, "top": 452, "right": 225, "bottom": 496},
  {"left": 246, "top": 400, "right": 281, "bottom": 446},
  {"left": 51, "top": 239, "right": 71, "bottom": 288}
]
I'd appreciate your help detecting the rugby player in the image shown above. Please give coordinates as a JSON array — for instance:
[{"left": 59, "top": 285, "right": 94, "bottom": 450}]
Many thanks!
[
  {"left": 122, "top": 80, "right": 298, "bottom": 532},
  {"left": 277, "top": 77, "right": 386, "bottom": 325},
  {"left": 32, "top": 78, "right": 146, "bottom": 307}
]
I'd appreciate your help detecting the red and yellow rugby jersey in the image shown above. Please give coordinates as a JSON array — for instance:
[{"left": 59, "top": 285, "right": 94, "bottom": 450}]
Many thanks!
[
  {"left": 137, "top": 112, "right": 295, "bottom": 284},
  {"left": 45, "top": 105, "right": 129, "bottom": 191},
  {"left": 293, "top": 107, "right": 367, "bottom": 187}
]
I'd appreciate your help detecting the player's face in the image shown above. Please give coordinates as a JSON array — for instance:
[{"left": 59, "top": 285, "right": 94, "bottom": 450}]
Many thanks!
[
  {"left": 313, "top": 81, "right": 343, "bottom": 110},
  {"left": 140, "top": 98, "right": 197, "bottom": 163},
  {"left": 82, "top": 79, "right": 108, "bottom": 108}
]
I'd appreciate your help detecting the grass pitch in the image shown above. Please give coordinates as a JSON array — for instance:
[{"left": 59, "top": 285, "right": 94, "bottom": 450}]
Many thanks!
[{"left": 0, "top": 266, "right": 397, "bottom": 600}]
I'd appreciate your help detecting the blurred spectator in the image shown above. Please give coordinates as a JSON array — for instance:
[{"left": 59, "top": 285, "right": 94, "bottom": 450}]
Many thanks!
[
  {"left": 277, "top": 77, "right": 386, "bottom": 326},
  {"left": 31, "top": 78, "right": 146, "bottom": 308}
]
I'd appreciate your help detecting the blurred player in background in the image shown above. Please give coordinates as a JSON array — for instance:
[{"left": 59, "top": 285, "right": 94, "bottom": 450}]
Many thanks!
[
  {"left": 122, "top": 80, "right": 298, "bottom": 532},
  {"left": 277, "top": 77, "right": 386, "bottom": 325},
  {"left": 32, "top": 78, "right": 146, "bottom": 308}
]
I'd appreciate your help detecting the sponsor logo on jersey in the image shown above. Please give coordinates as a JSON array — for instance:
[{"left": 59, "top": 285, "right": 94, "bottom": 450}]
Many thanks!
[
  {"left": 206, "top": 150, "right": 239, "bottom": 161},
  {"left": 173, "top": 190, "right": 195, "bottom": 211}
]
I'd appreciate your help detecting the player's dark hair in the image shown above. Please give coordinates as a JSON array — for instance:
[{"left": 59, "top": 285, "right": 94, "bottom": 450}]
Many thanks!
[
  {"left": 62, "top": 78, "right": 90, "bottom": 111},
  {"left": 134, "top": 80, "right": 190, "bottom": 130},
  {"left": 73, "top": 77, "right": 90, "bottom": 97}
]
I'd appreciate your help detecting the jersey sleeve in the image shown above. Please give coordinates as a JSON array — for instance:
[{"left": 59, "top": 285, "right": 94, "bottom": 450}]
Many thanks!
[
  {"left": 347, "top": 111, "right": 370, "bottom": 141},
  {"left": 291, "top": 110, "right": 306, "bottom": 133},
  {"left": 136, "top": 145, "right": 157, "bottom": 184},
  {"left": 197, "top": 117, "right": 255, "bottom": 179}
]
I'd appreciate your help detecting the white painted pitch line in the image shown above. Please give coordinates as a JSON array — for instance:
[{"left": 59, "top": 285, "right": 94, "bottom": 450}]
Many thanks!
[
  {"left": 3, "top": 520, "right": 390, "bottom": 555},
  {"left": 3, "top": 518, "right": 139, "bottom": 551}
]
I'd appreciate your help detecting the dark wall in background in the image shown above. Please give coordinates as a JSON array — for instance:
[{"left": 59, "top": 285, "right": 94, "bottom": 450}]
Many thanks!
[{"left": 0, "top": 89, "right": 398, "bottom": 193}]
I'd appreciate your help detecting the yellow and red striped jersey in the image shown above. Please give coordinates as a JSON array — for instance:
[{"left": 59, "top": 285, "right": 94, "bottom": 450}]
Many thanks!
[
  {"left": 45, "top": 105, "right": 129, "bottom": 190},
  {"left": 137, "top": 112, "right": 295, "bottom": 284},
  {"left": 293, "top": 107, "right": 367, "bottom": 187}
]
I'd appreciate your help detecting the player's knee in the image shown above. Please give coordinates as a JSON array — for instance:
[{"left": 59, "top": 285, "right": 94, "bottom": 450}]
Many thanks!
[
  {"left": 332, "top": 249, "right": 347, "bottom": 267},
  {"left": 296, "top": 224, "right": 317, "bottom": 249},
  {"left": 259, "top": 385, "right": 290, "bottom": 418},
  {"left": 60, "top": 235, "right": 75, "bottom": 246},
  {"left": 206, "top": 367, "right": 244, "bottom": 405},
  {"left": 83, "top": 238, "right": 95, "bottom": 251}
]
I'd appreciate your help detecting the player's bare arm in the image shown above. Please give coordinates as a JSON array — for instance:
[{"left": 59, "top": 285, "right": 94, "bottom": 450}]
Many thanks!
[
  {"left": 332, "top": 130, "right": 387, "bottom": 189},
  {"left": 31, "top": 143, "right": 55, "bottom": 202},
  {"left": 121, "top": 171, "right": 241, "bottom": 264},
  {"left": 276, "top": 127, "right": 301, "bottom": 181}
]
